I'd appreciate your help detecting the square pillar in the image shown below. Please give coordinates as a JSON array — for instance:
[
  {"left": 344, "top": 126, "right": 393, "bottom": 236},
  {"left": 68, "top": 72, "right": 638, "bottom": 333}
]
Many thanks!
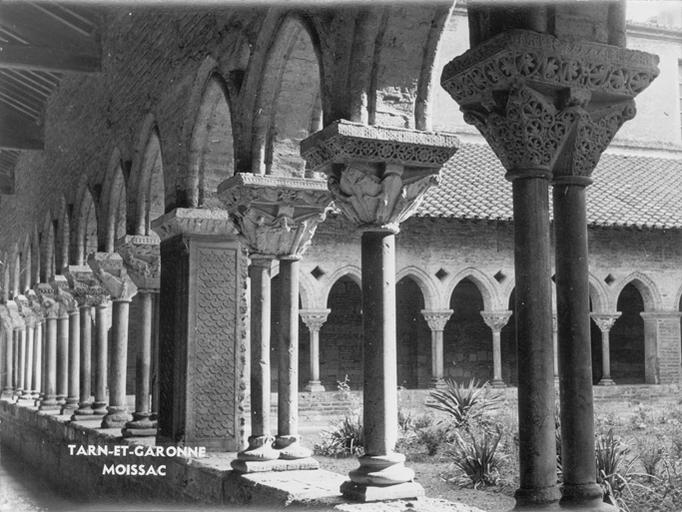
[{"left": 152, "top": 208, "right": 248, "bottom": 451}]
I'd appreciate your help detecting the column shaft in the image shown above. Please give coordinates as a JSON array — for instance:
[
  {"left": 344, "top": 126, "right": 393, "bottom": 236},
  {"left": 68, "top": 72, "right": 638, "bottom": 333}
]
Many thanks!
[
  {"left": 511, "top": 175, "right": 559, "bottom": 505},
  {"left": 39, "top": 317, "right": 59, "bottom": 409},
  {"left": 102, "top": 299, "right": 132, "bottom": 428},
  {"left": 22, "top": 326, "right": 34, "bottom": 398},
  {"left": 56, "top": 316, "right": 69, "bottom": 404},
  {"left": 63, "top": 310, "right": 80, "bottom": 412},
  {"left": 92, "top": 304, "right": 108, "bottom": 415},
  {"left": 2, "top": 327, "right": 13, "bottom": 396},
  {"left": 601, "top": 330, "right": 612, "bottom": 381},
  {"left": 492, "top": 330, "right": 502, "bottom": 383},
  {"left": 553, "top": 182, "right": 603, "bottom": 506},
  {"left": 74, "top": 306, "right": 93, "bottom": 416},
  {"left": 278, "top": 259, "right": 300, "bottom": 437},
  {"left": 17, "top": 328, "right": 25, "bottom": 395},
  {"left": 32, "top": 322, "right": 42, "bottom": 399},
  {"left": 309, "top": 327, "right": 321, "bottom": 383},
  {"left": 432, "top": 330, "right": 444, "bottom": 383},
  {"left": 249, "top": 260, "right": 272, "bottom": 438}
]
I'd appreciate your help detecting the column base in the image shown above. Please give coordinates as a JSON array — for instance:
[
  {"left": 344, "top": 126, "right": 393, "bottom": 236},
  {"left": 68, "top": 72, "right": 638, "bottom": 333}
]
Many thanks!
[
  {"left": 122, "top": 415, "right": 158, "bottom": 437},
  {"left": 56, "top": 395, "right": 66, "bottom": 406},
  {"left": 231, "top": 456, "right": 319, "bottom": 473},
  {"left": 101, "top": 406, "right": 133, "bottom": 429},
  {"left": 559, "top": 483, "right": 615, "bottom": 511},
  {"left": 237, "top": 435, "right": 279, "bottom": 461},
  {"left": 513, "top": 485, "right": 561, "bottom": 510},
  {"left": 349, "top": 453, "right": 415, "bottom": 486},
  {"left": 304, "top": 380, "right": 326, "bottom": 392},
  {"left": 274, "top": 434, "right": 313, "bottom": 460},
  {"left": 72, "top": 401, "right": 95, "bottom": 418},
  {"left": 597, "top": 378, "right": 616, "bottom": 386},
  {"left": 91, "top": 401, "right": 108, "bottom": 416},
  {"left": 18, "top": 392, "right": 34, "bottom": 402},
  {"left": 430, "top": 378, "right": 446, "bottom": 389},
  {"left": 39, "top": 398, "right": 61, "bottom": 411},
  {"left": 1, "top": 389, "right": 14, "bottom": 400},
  {"left": 492, "top": 379, "right": 506, "bottom": 389},
  {"left": 340, "top": 481, "right": 425, "bottom": 502},
  {"left": 61, "top": 399, "right": 79, "bottom": 415}
]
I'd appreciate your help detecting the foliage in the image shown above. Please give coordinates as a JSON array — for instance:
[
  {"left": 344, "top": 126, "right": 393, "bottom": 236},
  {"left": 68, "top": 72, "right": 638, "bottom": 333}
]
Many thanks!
[
  {"left": 448, "top": 426, "right": 506, "bottom": 488},
  {"left": 426, "top": 378, "right": 502, "bottom": 428},
  {"left": 314, "top": 414, "right": 364, "bottom": 458},
  {"left": 637, "top": 436, "right": 664, "bottom": 480}
]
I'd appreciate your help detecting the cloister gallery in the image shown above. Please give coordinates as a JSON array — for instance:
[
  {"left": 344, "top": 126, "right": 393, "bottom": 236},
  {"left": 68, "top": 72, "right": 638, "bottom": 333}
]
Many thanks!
[{"left": 0, "top": 1, "right": 680, "bottom": 511}]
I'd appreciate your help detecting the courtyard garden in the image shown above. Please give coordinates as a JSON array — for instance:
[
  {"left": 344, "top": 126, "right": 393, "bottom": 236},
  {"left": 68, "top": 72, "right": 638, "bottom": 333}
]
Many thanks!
[{"left": 312, "top": 378, "right": 682, "bottom": 512}]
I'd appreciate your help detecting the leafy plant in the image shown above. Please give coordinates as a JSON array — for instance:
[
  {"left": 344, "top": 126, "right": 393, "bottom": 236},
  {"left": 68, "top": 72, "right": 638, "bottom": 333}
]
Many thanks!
[
  {"left": 314, "top": 414, "right": 364, "bottom": 458},
  {"left": 637, "top": 436, "right": 664, "bottom": 480},
  {"left": 426, "top": 378, "right": 501, "bottom": 428},
  {"left": 449, "top": 426, "right": 506, "bottom": 488}
]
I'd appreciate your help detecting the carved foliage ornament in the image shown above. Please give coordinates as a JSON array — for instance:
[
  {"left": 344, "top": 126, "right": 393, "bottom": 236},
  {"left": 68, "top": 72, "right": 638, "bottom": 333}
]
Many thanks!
[
  {"left": 87, "top": 252, "right": 138, "bottom": 301},
  {"left": 480, "top": 310, "right": 513, "bottom": 332},
  {"left": 64, "top": 266, "right": 109, "bottom": 307},
  {"left": 116, "top": 235, "right": 160, "bottom": 291},
  {"left": 421, "top": 310, "right": 453, "bottom": 331},
  {"left": 590, "top": 313, "right": 621, "bottom": 332},
  {"left": 299, "top": 309, "right": 331, "bottom": 331}
]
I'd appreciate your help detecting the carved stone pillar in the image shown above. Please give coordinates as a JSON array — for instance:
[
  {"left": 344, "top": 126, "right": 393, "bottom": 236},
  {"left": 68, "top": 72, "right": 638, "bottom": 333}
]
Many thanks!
[
  {"left": 480, "top": 310, "right": 512, "bottom": 388},
  {"left": 88, "top": 252, "right": 137, "bottom": 429},
  {"left": 0, "top": 305, "right": 13, "bottom": 399},
  {"left": 16, "top": 297, "right": 35, "bottom": 401},
  {"left": 552, "top": 314, "right": 559, "bottom": 384},
  {"left": 65, "top": 266, "right": 107, "bottom": 419},
  {"left": 52, "top": 283, "right": 80, "bottom": 415},
  {"left": 8, "top": 301, "right": 25, "bottom": 399},
  {"left": 591, "top": 313, "right": 621, "bottom": 386},
  {"left": 302, "top": 120, "right": 458, "bottom": 501},
  {"left": 300, "top": 309, "right": 331, "bottom": 392},
  {"left": 220, "top": 174, "right": 331, "bottom": 468},
  {"left": 420, "top": 309, "right": 453, "bottom": 386},
  {"left": 92, "top": 299, "right": 110, "bottom": 416},
  {"left": 29, "top": 295, "right": 44, "bottom": 401},
  {"left": 36, "top": 286, "right": 60, "bottom": 411},
  {"left": 442, "top": 28, "right": 658, "bottom": 511},
  {"left": 151, "top": 208, "right": 248, "bottom": 451},
  {"left": 117, "top": 235, "right": 160, "bottom": 437}
]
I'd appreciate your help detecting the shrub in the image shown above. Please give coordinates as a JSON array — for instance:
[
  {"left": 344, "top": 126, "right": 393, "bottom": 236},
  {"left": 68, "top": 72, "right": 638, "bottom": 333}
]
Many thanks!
[
  {"left": 314, "top": 414, "right": 364, "bottom": 458},
  {"left": 449, "top": 426, "right": 506, "bottom": 488},
  {"left": 427, "top": 378, "right": 501, "bottom": 428},
  {"left": 637, "top": 436, "right": 664, "bottom": 480}
]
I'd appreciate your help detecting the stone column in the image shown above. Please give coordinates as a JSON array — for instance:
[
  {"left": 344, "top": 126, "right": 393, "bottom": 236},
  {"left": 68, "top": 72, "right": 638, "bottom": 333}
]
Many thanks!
[
  {"left": 301, "top": 120, "right": 458, "bottom": 501},
  {"left": 442, "top": 28, "right": 658, "bottom": 510},
  {"left": 116, "top": 235, "right": 160, "bottom": 437},
  {"left": 88, "top": 252, "right": 138, "bottom": 429},
  {"left": 0, "top": 306, "right": 14, "bottom": 399},
  {"left": 220, "top": 174, "right": 331, "bottom": 468},
  {"left": 16, "top": 327, "right": 26, "bottom": 398},
  {"left": 92, "top": 300, "right": 110, "bottom": 416},
  {"left": 54, "top": 287, "right": 80, "bottom": 415},
  {"left": 591, "top": 313, "right": 621, "bottom": 386},
  {"left": 300, "top": 309, "right": 331, "bottom": 392},
  {"left": 480, "top": 310, "right": 512, "bottom": 388},
  {"left": 36, "top": 290, "right": 60, "bottom": 411},
  {"left": 21, "top": 321, "right": 34, "bottom": 400},
  {"left": 420, "top": 309, "right": 452, "bottom": 386},
  {"left": 552, "top": 314, "right": 559, "bottom": 384},
  {"left": 9, "top": 300, "right": 26, "bottom": 399},
  {"left": 30, "top": 303, "right": 43, "bottom": 401},
  {"left": 55, "top": 305, "right": 69, "bottom": 406},
  {"left": 151, "top": 208, "right": 248, "bottom": 451}
]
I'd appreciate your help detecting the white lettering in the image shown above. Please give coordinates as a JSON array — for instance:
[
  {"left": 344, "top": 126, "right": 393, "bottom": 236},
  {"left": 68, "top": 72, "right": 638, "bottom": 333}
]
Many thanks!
[{"left": 102, "top": 464, "right": 115, "bottom": 475}]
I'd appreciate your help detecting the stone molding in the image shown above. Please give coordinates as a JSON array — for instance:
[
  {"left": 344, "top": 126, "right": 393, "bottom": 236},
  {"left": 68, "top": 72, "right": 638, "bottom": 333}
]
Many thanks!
[
  {"left": 64, "top": 266, "right": 110, "bottom": 307},
  {"left": 115, "top": 235, "right": 160, "bottom": 291},
  {"left": 26, "top": 291, "right": 44, "bottom": 324},
  {"left": 300, "top": 120, "right": 459, "bottom": 174},
  {"left": 440, "top": 29, "right": 659, "bottom": 178},
  {"left": 219, "top": 173, "right": 332, "bottom": 259},
  {"left": 151, "top": 208, "right": 238, "bottom": 242},
  {"left": 87, "top": 252, "right": 138, "bottom": 302},
  {"left": 421, "top": 309, "right": 453, "bottom": 331},
  {"left": 480, "top": 310, "right": 513, "bottom": 332},
  {"left": 640, "top": 311, "right": 682, "bottom": 321},
  {"left": 299, "top": 308, "right": 331, "bottom": 331},
  {"left": 590, "top": 312, "right": 622, "bottom": 332}
]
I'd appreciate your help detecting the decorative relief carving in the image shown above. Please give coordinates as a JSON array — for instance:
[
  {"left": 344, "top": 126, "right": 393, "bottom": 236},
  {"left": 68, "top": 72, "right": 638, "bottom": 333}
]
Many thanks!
[
  {"left": 6, "top": 301, "right": 24, "bottom": 329},
  {"left": 116, "top": 235, "right": 161, "bottom": 291},
  {"left": 442, "top": 30, "right": 659, "bottom": 105},
  {"left": 14, "top": 295, "right": 35, "bottom": 327},
  {"left": 35, "top": 284, "right": 60, "bottom": 319},
  {"left": 590, "top": 313, "right": 621, "bottom": 332},
  {"left": 480, "top": 310, "right": 513, "bottom": 332},
  {"left": 299, "top": 309, "right": 331, "bottom": 331},
  {"left": 64, "top": 266, "right": 109, "bottom": 307},
  {"left": 219, "top": 174, "right": 332, "bottom": 259},
  {"left": 300, "top": 120, "right": 459, "bottom": 174},
  {"left": 151, "top": 208, "right": 238, "bottom": 241},
  {"left": 441, "top": 29, "right": 659, "bottom": 178},
  {"left": 421, "top": 309, "right": 453, "bottom": 331},
  {"left": 87, "top": 252, "right": 138, "bottom": 301}
]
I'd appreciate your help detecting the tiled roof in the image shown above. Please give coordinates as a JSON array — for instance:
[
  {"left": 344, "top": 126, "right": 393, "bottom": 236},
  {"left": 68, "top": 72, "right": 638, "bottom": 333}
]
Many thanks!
[{"left": 417, "top": 143, "right": 682, "bottom": 229}]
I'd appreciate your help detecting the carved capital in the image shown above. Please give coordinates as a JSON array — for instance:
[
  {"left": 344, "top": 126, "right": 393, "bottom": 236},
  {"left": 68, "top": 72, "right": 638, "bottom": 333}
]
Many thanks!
[
  {"left": 299, "top": 308, "right": 331, "bottom": 331},
  {"left": 421, "top": 309, "right": 453, "bottom": 331},
  {"left": 480, "top": 310, "right": 512, "bottom": 332},
  {"left": 441, "top": 29, "right": 659, "bottom": 178},
  {"left": 87, "top": 252, "right": 138, "bottom": 302},
  {"left": 219, "top": 174, "right": 332, "bottom": 259},
  {"left": 301, "top": 121, "right": 458, "bottom": 232},
  {"left": 115, "top": 235, "right": 160, "bottom": 291},
  {"left": 34, "top": 283, "right": 60, "bottom": 319},
  {"left": 151, "top": 208, "right": 238, "bottom": 241},
  {"left": 14, "top": 294, "right": 35, "bottom": 327},
  {"left": 0, "top": 304, "right": 11, "bottom": 330},
  {"left": 26, "top": 290, "right": 44, "bottom": 324},
  {"left": 64, "top": 265, "right": 110, "bottom": 307},
  {"left": 590, "top": 312, "right": 621, "bottom": 332},
  {"left": 6, "top": 301, "right": 24, "bottom": 329}
]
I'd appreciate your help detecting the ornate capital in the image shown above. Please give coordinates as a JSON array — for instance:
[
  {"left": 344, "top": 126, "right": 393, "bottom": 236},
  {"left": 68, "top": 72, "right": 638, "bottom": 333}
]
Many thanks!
[
  {"left": 115, "top": 234, "right": 160, "bottom": 291},
  {"left": 14, "top": 294, "right": 35, "bottom": 327},
  {"left": 480, "top": 310, "right": 512, "bottom": 332},
  {"left": 590, "top": 312, "right": 621, "bottom": 332},
  {"left": 0, "top": 304, "right": 11, "bottom": 330},
  {"left": 421, "top": 309, "right": 453, "bottom": 331},
  {"left": 299, "top": 308, "right": 331, "bottom": 331},
  {"left": 87, "top": 252, "right": 138, "bottom": 302},
  {"left": 26, "top": 290, "right": 44, "bottom": 324},
  {"left": 64, "top": 265, "right": 110, "bottom": 307},
  {"left": 441, "top": 29, "right": 659, "bottom": 178},
  {"left": 219, "top": 174, "right": 332, "bottom": 259},
  {"left": 34, "top": 283, "right": 60, "bottom": 319},
  {"left": 6, "top": 301, "right": 24, "bottom": 329},
  {"left": 301, "top": 121, "right": 458, "bottom": 232},
  {"left": 151, "top": 208, "right": 238, "bottom": 241}
]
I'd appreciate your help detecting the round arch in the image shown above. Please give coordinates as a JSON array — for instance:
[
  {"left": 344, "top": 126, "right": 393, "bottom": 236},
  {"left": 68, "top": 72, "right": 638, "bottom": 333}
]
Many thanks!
[
  {"left": 445, "top": 267, "right": 500, "bottom": 312},
  {"left": 73, "top": 186, "right": 99, "bottom": 265}
]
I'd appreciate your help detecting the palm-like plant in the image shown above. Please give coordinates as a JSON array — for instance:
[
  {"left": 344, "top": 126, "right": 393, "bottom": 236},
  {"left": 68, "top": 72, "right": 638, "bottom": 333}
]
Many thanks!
[
  {"left": 450, "top": 427, "right": 506, "bottom": 488},
  {"left": 427, "top": 378, "right": 501, "bottom": 428}
]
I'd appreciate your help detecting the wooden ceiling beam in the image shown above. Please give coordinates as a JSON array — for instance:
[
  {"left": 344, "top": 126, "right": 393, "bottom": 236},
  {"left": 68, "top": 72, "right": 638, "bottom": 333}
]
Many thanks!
[
  {"left": 0, "top": 104, "right": 43, "bottom": 150},
  {"left": 0, "top": 43, "right": 100, "bottom": 73}
]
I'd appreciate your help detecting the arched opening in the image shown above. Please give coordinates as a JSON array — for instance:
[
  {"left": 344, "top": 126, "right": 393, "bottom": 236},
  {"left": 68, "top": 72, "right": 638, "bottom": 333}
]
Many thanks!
[
  {"left": 40, "top": 219, "right": 55, "bottom": 283},
  {"left": 77, "top": 190, "right": 98, "bottom": 265},
  {"left": 396, "top": 277, "right": 430, "bottom": 389},
  {"left": 611, "top": 283, "right": 646, "bottom": 384},
  {"left": 106, "top": 166, "right": 127, "bottom": 252},
  {"left": 11, "top": 250, "right": 20, "bottom": 297},
  {"left": 254, "top": 17, "right": 323, "bottom": 177},
  {"left": 589, "top": 298, "right": 603, "bottom": 385},
  {"left": 135, "top": 128, "right": 166, "bottom": 235},
  {"left": 320, "top": 275, "right": 362, "bottom": 390},
  {"left": 20, "top": 237, "right": 30, "bottom": 292},
  {"left": 54, "top": 209, "right": 70, "bottom": 273},
  {"left": 444, "top": 278, "right": 492, "bottom": 383},
  {"left": 501, "top": 288, "right": 517, "bottom": 386},
  {"left": 30, "top": 228, "right": 40, "bottom": 286},
  {"left": 188, "top": 75, "right": 234, "bottom": 208}
]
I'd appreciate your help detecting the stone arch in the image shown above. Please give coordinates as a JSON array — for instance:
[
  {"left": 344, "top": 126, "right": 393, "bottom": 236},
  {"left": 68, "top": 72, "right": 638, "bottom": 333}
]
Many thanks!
[
  {"left": 130, "top": 117, "right": 166, "bottom": 235},
  {"left": 73, "top": 186, "right": 99, "bottom": 265},
  {"left": 39, "top": 212, "right": 55, "bottom": 283},
  {"left": 445, "top": 267, "right": 500, "bottom": 312},
  {"left": 588, "top": 273, "right": 609, "bottom": 313},
  {"left": 251, "top": 14, "right": 323, "bottom": 177},
  {"left": 30, "top": 226, "right": 40, "bottom": 286},
  {"left": 673, "top": 281, "right": 682, "bottom": 316},
  {"left": 612, "top": 272, "right": 662, "bottom": 312},
  {"left": 322, "top": 265, "right": 362, "bottom": 306},
  {"left": 101, "top": 149, "right": 128, "bottom": 252},
  {"left": 9, "top": 242, "right": 19, "bottom": 298},
  {"left": 611, "top": 282, "right": 647, "bottom": 383},
  {"left": 182, "top": 72, "right": 235, "bottom": 209},
  {"left": 298, "top": 272, "right": 317, "bottom": 311},
  {"left": 1, "top": 251, "right": 9, "bottom": 303},
  {"left": 20, "top": 234, "right": 31, "bottom": 292},
  {"left": 396, "top": 266, "right": 440, "bottom": 310},
  {"left": 54, "top": 195, "right": 70, "bottom": 273}
]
